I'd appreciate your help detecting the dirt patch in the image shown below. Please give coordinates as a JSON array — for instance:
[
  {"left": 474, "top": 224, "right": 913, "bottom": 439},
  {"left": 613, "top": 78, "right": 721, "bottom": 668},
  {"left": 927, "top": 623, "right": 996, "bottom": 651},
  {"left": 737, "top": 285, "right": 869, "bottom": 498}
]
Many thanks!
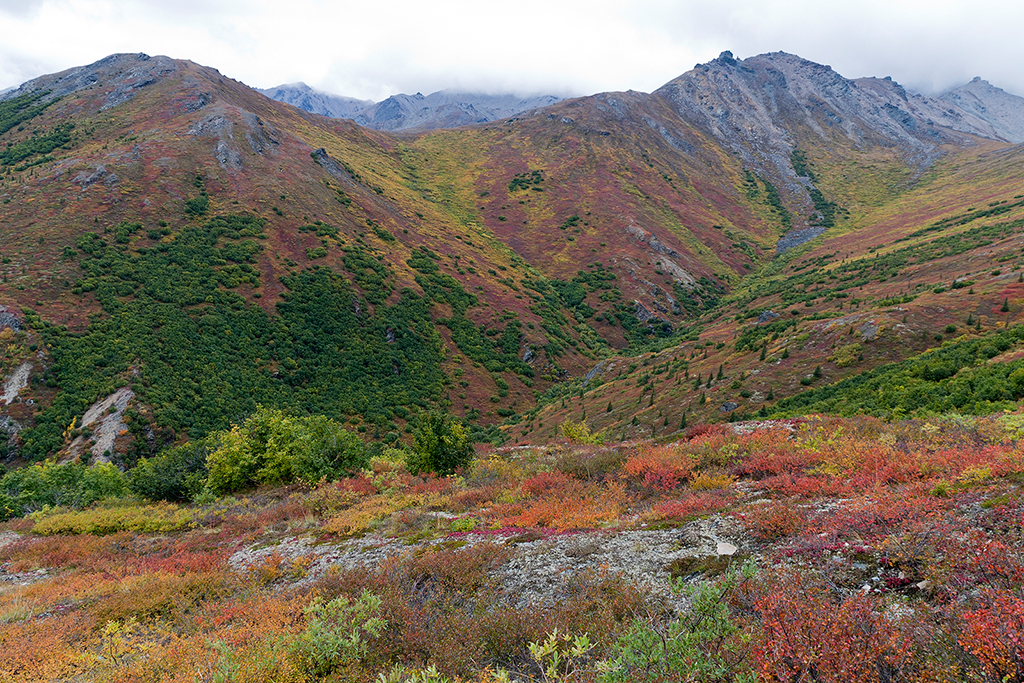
[{"left": 1, "top": 362, "right": 32, "bottom": 405}]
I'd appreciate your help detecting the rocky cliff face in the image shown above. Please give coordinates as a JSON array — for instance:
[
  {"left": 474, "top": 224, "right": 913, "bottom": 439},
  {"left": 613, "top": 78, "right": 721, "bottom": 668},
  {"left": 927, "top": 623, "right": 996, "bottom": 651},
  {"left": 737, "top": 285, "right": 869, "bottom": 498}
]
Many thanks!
[{"left": 1, "top": 53, "right": 179, "bottom": 108}]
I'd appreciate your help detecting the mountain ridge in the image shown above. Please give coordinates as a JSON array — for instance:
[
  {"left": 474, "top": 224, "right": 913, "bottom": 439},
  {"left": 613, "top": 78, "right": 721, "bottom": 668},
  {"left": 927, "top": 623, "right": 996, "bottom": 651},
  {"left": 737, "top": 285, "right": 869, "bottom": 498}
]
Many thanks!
[{"left": 261, "top": 83, "right": 563, "bottom": 132}]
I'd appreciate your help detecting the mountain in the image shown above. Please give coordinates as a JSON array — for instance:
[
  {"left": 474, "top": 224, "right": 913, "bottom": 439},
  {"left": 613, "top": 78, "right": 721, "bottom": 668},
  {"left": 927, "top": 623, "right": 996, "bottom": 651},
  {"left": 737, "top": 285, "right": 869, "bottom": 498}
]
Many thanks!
[
  {"left": 1, "top": 50, "right": 1024, "bottom": 463},
  {"left": 262, "top": 84, "right": 563, "bottom": 132},
  {"left": 258, "top": 82, "right": 372, "bottom": 119},
  {"left": 939, "top": 76, "right": 1024, "bottom": 143}
]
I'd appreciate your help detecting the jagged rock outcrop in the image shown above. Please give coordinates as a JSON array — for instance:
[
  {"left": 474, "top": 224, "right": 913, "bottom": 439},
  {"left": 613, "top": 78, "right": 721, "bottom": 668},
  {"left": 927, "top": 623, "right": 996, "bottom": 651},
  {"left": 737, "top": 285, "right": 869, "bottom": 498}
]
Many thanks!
[{"left": 1, "top": 53, "right": 177, "bottom": 107}]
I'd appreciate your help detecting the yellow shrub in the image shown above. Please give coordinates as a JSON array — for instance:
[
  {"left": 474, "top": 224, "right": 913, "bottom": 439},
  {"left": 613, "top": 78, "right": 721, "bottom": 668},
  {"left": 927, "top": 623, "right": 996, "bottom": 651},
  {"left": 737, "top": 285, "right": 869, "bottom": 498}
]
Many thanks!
[
  {"left": 32, "top": 502, "right": 195, "bottom": 536},
  {"left": 689, "top": 470, "right": 737, "bottom": 491},
  {"left": 323, "top": 496, "right": 396, "bottom": 536},
  {"left": 560, "top": 418, "right": 605, "bottom": 445}
]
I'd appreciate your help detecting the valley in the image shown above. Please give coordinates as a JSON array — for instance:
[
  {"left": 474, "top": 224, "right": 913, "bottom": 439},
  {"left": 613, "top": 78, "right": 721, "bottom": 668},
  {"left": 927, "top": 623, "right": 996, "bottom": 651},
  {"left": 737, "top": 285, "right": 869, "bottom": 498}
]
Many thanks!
[{"left": 2, "top": 48, "right": 1024, "bottom": 682}]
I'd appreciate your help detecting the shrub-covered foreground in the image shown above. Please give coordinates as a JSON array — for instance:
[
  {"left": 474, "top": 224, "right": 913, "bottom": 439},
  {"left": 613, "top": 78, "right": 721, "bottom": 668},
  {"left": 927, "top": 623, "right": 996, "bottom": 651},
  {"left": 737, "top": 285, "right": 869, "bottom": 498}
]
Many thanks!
[{"left": 4, "top": 414, "right": 1024, "bottom": 681}]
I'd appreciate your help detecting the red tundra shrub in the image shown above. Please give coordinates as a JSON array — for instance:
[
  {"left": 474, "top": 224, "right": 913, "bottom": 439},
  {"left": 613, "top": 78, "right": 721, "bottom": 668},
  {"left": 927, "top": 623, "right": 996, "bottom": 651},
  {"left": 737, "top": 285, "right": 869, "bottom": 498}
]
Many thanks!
[
  {"left": 960, "top": 588, "right": 1024, "bottom": 682},
  {"left": 754, "top": 572, "right": 917, "bottom": 682},
  {"left": 624, "top": 444, "right": 695, "bottom": 491}
]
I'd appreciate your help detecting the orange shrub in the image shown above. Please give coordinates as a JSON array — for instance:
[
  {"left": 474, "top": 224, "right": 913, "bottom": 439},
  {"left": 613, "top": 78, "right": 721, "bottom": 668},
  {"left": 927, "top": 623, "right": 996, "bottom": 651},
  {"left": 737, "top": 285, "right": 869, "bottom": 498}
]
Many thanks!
[
  {"left": 623, "top": 444, "right": 695, "bottom": 491},
  {"left": 493, "top": 480, "right": 629, "bottom": 530},
  {"left": 521, "top": 470, "right": 575, "bottom": 496},
  {"left": 647, "top": 490, "right": 734, "bottom": 522},
  {"left": 960, "top": 589, "right": 1024, "bottom": 681}
]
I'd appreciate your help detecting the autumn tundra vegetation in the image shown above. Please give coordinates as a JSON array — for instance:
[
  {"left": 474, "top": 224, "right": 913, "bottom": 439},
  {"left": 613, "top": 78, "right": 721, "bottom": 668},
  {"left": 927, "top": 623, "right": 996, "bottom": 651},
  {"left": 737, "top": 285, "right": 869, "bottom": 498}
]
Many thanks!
[
  {"left": 4, "top": 410, "right": 1024, "bottom": 682},
  {"left": 5, "top": 49, "right": 1024, "bottom": 682}
]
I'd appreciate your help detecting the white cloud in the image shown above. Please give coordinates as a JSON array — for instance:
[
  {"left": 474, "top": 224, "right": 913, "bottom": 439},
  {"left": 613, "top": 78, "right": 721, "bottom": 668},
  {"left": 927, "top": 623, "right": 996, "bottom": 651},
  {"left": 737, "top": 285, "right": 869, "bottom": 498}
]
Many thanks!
[{"left": 1, "top": 0, "right": 1022, "bottom": 100}]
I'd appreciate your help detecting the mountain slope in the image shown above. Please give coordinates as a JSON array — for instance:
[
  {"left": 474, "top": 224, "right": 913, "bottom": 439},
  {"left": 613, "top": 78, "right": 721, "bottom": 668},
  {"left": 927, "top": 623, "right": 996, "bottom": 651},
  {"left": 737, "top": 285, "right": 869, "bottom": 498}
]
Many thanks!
[{"left": 1, "top": 51, "right": 1024, "bottom": 460}]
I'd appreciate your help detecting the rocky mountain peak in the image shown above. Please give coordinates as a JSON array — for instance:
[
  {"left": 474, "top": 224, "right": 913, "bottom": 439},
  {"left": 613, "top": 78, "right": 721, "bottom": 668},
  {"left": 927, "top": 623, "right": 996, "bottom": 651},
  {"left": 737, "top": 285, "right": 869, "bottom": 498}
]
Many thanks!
[
  {"left": 940, "top": 77, "right": 1024, "bottom": 143},
  {"left": 1, "top": 53, "right": 178, "bottom": 108}
]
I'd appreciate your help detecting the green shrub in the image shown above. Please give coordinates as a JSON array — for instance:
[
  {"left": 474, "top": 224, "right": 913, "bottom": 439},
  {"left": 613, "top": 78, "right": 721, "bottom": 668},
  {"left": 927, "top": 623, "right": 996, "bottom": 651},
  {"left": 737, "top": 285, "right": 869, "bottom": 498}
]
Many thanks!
[
  {"left": 205, "top": 407, "right": 368, "bottom": 494},
  {"left": 289, "top": 591, "right": 386, "bottom": 677},
  {"left": 0, "top": 461, "right": 126, "bottom": 517},
  {"left": 407, "top": 411, "right": 473, "bottom": 475},
  {"left": 598, "top": 564, "right": 756, "bottom": 683},
  {"left": 184, "top": 196, "right": 209, "bottom": 216},
  {"left": 0, "top": 492, "right": 15, "bottom": 521},
  {"left": 128, "top": 438, "right": 215, "bottom": 502}
]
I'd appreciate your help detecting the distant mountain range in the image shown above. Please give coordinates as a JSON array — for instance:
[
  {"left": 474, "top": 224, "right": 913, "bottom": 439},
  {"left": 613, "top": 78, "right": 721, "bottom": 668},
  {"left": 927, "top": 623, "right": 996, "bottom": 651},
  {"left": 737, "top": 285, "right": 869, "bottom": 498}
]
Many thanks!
[{"left": 259, "top": 82, "right": 562, "bottom": 132}]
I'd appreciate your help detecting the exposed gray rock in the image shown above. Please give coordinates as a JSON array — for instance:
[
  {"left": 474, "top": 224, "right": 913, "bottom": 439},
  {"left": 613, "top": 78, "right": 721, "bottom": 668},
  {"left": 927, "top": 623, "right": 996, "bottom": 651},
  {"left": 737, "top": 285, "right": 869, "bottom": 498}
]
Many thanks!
[
  {"left": 581, "top": 361, "right": 607, "bottom": 387},
  {"left": 1, "top": 362, "right": 32, "bottom": 406},
  {"left": 720, "top": 401, "right": 739, "bottom": 413},
  {"left": 228, "top": 515, "right": 746, "bottom": 611},
  {"left": 72, "top": 165, "right": 109, "bottom": 190},
  {"left": 189, "top": 110, "right": 242, "bottom": 170},
  {"left": 626, "top": 221, "right": 679, "bottom": 258},
  {"left": 0, "top": 416, "right": 22, "bottom": 460},
  {"left": 1, "top": 53, "right": 176, "bottom": 108},
  {"left": 633, "top": 300, "right": 656, "bottom": 323},
  {"left": 311, "top": 148, "right": 355, "bottom": 184},
  {"left": 242, "top": 112, "right": 280, "bottom": 156},
  {"left": 858, "top": 321, "right": 880, "bottom": 341},
  {"left": 776, "top": 226, "right": 826, "bottom": 253},
  {"left": 756, "top": 310, "right": 780, "bottom": 324},
  {"left": 0, "top": 308, "right": 20, "bottom": 332}
]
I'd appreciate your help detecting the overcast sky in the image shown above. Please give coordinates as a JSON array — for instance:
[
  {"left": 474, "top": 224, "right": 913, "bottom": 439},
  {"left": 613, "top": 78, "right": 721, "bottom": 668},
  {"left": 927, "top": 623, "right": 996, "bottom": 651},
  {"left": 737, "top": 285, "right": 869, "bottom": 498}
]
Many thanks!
[{"left": 1, "top": 0, "right": 1022, "bottom": 101}]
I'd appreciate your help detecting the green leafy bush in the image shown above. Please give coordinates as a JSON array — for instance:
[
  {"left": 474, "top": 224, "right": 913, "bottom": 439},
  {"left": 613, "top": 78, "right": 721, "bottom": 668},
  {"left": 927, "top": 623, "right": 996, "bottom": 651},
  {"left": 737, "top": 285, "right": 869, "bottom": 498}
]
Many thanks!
[
  {"left": 289, "top": 591, "right": 386, "bottom": 677},
  {"left": 205, "top": 407, "right": 368, "bottom": 494},
  {"left": 599, "top": 564, "right": 756, "bottom": 683},
  {"left": 128, "top": 438, "right": 216, "bottom": 502},
  {"left": 0, "top": 461, "right": 126, "bottom": 517},
  {"left": 407, "top": 411, "right": 473, "bottom": 475}
]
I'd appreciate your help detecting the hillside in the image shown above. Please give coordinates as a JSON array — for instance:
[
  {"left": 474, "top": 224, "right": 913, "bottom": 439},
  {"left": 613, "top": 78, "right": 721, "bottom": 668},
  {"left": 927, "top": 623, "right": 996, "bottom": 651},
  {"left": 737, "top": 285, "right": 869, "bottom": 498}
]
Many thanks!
[{"left": 0, "top": 50, "right": 1023, "bottom": 466}]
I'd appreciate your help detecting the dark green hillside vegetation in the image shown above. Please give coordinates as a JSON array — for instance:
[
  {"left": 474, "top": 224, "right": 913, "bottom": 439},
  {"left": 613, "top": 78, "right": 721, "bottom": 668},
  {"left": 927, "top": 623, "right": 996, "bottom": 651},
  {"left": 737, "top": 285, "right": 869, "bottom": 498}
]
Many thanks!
[
  {"left": 20, "top": 214, "right": 446, "bottom": 460},
  {"left": 769, "top": 325, "right": 1024, "bottom": 418},
  {"left": 0, "top": 90, "right": 57, "bottom": 138}
]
